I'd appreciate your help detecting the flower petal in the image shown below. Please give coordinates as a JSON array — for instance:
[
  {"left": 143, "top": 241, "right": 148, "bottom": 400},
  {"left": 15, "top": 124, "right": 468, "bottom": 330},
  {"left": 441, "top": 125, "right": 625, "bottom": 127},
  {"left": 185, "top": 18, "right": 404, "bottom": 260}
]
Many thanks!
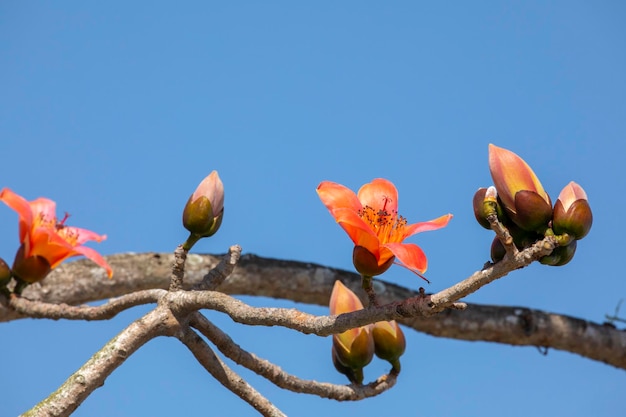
[
  {"left": 0, "top": 188, "right": 35, "bottom": 242},
  {"left": 332, "top": 208, "right": 381, "bottom": 256},
  {"left": 383, "top": 242, "right": 428, "bottom": 274},
  {"left": 317, "top": 181, "right": 362, "bottom": 214},
  {"left": 357, "top": 178, "right": 398, "bottom": 213},
  {"left": 70, "top": 245, "right": 113, "bottom": 278},
  {"left": 58, "top": 226, "right": 107, "bottom": 245},
  {"left": 402, "top": 213, "right": 453, "bottom": 239}
]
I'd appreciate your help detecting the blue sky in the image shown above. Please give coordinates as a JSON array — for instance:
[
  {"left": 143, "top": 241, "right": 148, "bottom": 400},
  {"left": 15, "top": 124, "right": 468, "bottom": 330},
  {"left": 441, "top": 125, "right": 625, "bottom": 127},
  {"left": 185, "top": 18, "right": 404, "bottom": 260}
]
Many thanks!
[{"left": 1, "top": 2, "right": 625, "bottom": 416}]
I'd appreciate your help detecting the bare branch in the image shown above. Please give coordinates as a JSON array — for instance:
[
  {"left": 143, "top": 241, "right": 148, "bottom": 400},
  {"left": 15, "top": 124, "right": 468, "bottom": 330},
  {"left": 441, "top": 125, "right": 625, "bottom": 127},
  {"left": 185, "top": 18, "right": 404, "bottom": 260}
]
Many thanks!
[
  {"left": 22, "top": 307, "right": 176, "bottom": 417},
  {"left": 8, "top": 289, "right": 165, "bottom": 320},
  {"left": 429, "top": 237, "right": 555, "bottom": 309},
  {"left": 192, "top": 244, "right": 242, "bottom": 291},
  {"left": 169, "top": 245, "right": 187, "bottom": 291},
  {"left": 167, "top": 238, "right": 554, "bottom": 336},
  {"left": 2, "top": 248, "right": 624, "bottom": 370},
  {"left": 172, "top": 289, "right": 428, "bottom": 335},
  {"left": 178, "top": 324, "right": 287, "bottom": 417},
  {"left": 189, "top": 312, "right": 397, "bottom": 400}
]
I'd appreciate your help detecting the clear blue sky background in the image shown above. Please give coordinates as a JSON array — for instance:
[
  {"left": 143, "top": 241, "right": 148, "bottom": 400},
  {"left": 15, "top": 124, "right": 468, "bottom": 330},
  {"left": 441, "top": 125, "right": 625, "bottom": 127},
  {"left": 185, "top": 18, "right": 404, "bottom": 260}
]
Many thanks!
[{"left": 1, "top": 2, "right": 625, "bottom": 416}]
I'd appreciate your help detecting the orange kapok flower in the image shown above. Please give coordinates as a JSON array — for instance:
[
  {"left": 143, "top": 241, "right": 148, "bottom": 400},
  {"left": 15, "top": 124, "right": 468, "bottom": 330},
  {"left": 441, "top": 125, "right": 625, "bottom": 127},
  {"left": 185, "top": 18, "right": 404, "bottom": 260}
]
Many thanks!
[
  {"left": 0, "top": 188, "right": 112, "bottom": 283},
  {"left": 317, "top": 179, "right": 452, "bottom": 280}
]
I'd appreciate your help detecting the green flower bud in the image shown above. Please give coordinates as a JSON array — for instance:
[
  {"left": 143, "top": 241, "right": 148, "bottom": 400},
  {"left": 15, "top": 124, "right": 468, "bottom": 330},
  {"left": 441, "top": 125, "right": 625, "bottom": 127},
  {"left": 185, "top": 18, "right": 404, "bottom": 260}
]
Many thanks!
[
  {"left": 372, "top": 320, "right": 406, "bottom": 371},
  {"left": 182, "top": 171, "right": 224, "bottom": 238},
  {"left": 329, "top": 280, "right": 374, "bottom": 380},
  {"left": 552, "top": 182, "right": 592, "bottom": 240},
  {"left": 332, "top": 346, "right": 364, "bottom": 384},
  {"left": 473, "top": 187, "right": 509, "bottom": 229},
  {"left": 540, "top": 240, "right": 577, "bottom": 266},
  {"left": 333, "top": 327, "right": 375, "bottom": 371}
]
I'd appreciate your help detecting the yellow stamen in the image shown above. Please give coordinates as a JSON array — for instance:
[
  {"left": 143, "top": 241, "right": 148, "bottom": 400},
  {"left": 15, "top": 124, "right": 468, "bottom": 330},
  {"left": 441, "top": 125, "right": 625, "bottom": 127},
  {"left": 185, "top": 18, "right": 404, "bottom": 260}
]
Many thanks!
[
  {"left": 358, "top": 205, "right": 408, "bottom": 244},
  {"left": 35, "top": 212, "right": 56, "bottom": 229}
]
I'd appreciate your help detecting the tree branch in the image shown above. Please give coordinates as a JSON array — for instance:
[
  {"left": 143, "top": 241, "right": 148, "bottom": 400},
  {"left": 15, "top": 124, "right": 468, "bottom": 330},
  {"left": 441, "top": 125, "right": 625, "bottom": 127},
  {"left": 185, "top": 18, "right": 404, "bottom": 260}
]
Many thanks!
[
  {"left": 178, "top": 322, "right": 287, "bottom": 417},
  {"left": 2, "top": 247, "right": 625, "bottom": 370},
  {"left": 8, "top": 289, "right": 165, "bottom": 320},
  {"left": 21, "top": 307, "right": 176, "bottom": 417},
  {"left": 189, "top": 312, "right": 397, "bottom": 400}
]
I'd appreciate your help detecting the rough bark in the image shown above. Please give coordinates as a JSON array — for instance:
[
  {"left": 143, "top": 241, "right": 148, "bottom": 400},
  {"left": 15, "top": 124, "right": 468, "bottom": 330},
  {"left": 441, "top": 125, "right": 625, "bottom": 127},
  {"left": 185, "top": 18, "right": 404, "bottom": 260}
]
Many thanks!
[{"left": 2, "top": 251, "right": 625, "bottom": 370}]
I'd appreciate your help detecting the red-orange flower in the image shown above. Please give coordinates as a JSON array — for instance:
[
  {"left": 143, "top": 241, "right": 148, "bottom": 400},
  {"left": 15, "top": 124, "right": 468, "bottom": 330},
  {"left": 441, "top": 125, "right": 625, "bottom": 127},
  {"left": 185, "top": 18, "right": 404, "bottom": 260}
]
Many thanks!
[
  {"left": 0, "top": 188, "right": 112, "bottom": 283},
  {"left": 317, "top": 179, "right": 452, "bottom": 280}
]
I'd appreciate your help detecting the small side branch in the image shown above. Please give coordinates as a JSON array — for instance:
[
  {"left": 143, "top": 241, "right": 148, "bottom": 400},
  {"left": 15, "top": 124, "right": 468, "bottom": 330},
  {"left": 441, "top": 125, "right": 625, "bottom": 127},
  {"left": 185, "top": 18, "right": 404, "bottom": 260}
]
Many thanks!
[
  {"left": 487, "top": 212, "right": 518, "bottom": 256},
  {"left": 429, "top": 236, "right": 555, "bottom": 309},
  {"left": 192, "top": 245, "right": 242, "bottom": 291},
  {"left": 169, "top": 245, "right": 188, "bottom": 291},
  {"left": 178, "top": 325, "right": 286, "bottom": 417},
  {"left": 8, "top": 289, "right": 166, "bottom": 320},
  {"left": 190, "top": 312, "right": 396, "bottom": 400}
]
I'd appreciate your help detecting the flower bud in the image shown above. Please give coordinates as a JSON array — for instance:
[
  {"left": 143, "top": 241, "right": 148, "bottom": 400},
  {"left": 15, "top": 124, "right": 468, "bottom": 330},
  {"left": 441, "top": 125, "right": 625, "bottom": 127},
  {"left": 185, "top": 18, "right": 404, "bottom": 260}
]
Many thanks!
[
  {"left": 552, "top": 182, "right": 592, "bottom": 240},
  {"left": 372, "top": 320, "right": 406, "bottom": 370},
  {"left": 490, "top": 237, "right": 506, "bottom": 263},
  {"left": 333, "top": 326, "right": 375, "bottom": 371},
  {"left": 332, "top": 346, "right": 363, "bottom": 384},
  {"left": 352, "top": 246, "right": 394, "bottom": 277},
  {"left": 182, "top": 171, "right": 224, "bottom": 238},
  {"left": 473, "top": 187, "right": 507, "bottom": 229},
  {"left": 540, "top": 240, "right": 577, "bottom": 266},
  {"left": 329, "top": 281, "right": 374, "bottom": 377},
  {"left": 0, "top": 257, "right": 12, "bottom": 288},
  {"left": 11, "top": 245, "right": 52, "bottom": 284},
  {"left": 488, "top": 144, "right": 552, "bottom": 232}
]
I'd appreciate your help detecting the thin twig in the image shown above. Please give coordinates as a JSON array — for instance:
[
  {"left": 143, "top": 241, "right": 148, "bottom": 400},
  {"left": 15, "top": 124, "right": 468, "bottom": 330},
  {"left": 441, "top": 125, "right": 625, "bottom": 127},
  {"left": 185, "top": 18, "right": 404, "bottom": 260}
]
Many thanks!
[
  {"left": 9, "top": 289, "right": 166, "bottom": 320},
  {"left": 169, "top": 245, "right": 187, "bottom": 291},
  {"left": 192, "top": 244, "right": 242, "bottom": 291},
  {"left": 178, "top": 324, "right": 286, "bottom": 417},
  {"left": 190, "top": 312, "right": 397, "bottom": 400},
  {"left": 487, "top": 213, "right": 518, "bottom": 256}
]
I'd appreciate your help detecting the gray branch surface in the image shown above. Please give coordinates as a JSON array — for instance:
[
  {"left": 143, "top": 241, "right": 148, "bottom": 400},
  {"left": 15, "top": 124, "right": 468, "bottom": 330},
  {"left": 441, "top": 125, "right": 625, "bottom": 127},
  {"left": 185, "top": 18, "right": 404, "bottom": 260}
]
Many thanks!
[{"left": 2, "top": 249, "right": 625, "bottom": 370}]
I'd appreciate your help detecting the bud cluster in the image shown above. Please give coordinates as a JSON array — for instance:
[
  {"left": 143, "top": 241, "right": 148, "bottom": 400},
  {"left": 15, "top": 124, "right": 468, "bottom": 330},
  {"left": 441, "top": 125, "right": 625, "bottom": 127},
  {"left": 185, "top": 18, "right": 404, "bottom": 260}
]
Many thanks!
[
  {"left": 329, "top": 280, "right": 405, "bottom": 383},
  {"left": 473, "top": 145, "right": 592, "bottom": 266}
]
